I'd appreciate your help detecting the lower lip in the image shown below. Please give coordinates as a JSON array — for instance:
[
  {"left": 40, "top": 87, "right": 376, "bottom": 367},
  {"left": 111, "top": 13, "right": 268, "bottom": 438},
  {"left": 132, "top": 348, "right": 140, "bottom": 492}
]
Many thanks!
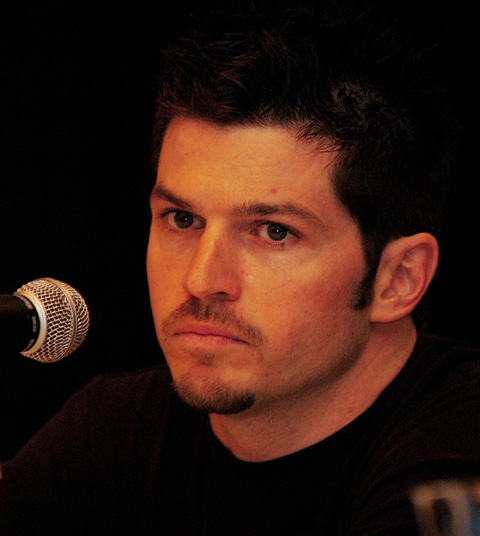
[{"left": 174, "top": 332, "right": 246, "bottom": 347}]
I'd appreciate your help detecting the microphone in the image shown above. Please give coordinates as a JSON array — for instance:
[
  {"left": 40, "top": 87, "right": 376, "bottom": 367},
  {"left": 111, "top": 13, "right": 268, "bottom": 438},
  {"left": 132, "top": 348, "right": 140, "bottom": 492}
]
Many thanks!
[
  {"left": 411, "top": 480, "right": 480, "bottom": 536},
  {"left": 0, "top": 278, "right": 90, "bottom": 363}
]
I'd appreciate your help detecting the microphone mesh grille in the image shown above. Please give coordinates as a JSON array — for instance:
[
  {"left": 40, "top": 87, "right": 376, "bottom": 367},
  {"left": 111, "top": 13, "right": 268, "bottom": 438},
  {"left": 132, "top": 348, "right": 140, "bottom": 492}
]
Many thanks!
[{"left": 17, "top": 278, "right": 90, "bottom": 363}]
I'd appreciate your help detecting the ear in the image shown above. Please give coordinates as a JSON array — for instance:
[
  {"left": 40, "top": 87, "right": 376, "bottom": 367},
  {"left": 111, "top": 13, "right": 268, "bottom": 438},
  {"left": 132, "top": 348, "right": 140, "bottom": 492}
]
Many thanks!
[{"left": 369, "top": 233, "right": 439, "bottom": 324}]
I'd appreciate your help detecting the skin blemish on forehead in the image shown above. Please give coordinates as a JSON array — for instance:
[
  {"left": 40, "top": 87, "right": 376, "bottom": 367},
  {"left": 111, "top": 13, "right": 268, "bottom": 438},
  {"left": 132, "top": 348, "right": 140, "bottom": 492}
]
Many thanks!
[{"left": 270, "top": 188, "right": 278, "bottom": 194}]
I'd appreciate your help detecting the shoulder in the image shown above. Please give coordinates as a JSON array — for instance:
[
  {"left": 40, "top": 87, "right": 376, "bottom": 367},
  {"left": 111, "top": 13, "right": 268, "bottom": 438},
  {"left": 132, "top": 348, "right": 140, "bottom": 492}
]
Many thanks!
[
  {"left": 62, "top": 364, "right": 176, "bottom": 437},
  {"left": 398, "top": 334, "right": 480, "bottom": 415},
  {"left": 14, "top": 365, "right": 176, "bottom": 461},
  {"left": 0, "top": 365, "right": 177, "bottom": 481},
  {"left": 335, "top": 335, "right": 480, "bottom": 534},
  {"left": 83, "top": 364, "right": 173, "bottom": 404},
  {"left": 353, "top": 334, "right": 480, "bottom": 495},
  {"left": 373, "top": 334, "right": 480, "bottom": 455},
  {"left": 417, "top": 333, "right": 480, "bottom": 375},
  {"left": 376, "top": 334, "right": 480, "bottom": 417}
]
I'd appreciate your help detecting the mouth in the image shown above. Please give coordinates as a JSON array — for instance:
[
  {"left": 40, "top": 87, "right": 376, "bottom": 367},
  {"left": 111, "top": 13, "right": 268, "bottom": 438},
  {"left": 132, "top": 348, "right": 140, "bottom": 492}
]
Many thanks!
[{"left": 172, "top": 323, "right": 248, "bottom": 346}]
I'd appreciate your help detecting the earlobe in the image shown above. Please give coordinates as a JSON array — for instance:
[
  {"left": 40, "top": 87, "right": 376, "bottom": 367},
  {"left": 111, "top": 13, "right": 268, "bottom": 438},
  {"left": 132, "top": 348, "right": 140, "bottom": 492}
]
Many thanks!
[{"left": 369, "top": 233, "right": 439, "bottom": 323}]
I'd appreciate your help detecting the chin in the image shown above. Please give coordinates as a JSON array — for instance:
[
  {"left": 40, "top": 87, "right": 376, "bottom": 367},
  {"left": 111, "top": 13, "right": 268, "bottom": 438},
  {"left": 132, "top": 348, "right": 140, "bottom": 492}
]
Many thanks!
[{"left": 171, "top": 371, "right": 256, "bottom": 414}]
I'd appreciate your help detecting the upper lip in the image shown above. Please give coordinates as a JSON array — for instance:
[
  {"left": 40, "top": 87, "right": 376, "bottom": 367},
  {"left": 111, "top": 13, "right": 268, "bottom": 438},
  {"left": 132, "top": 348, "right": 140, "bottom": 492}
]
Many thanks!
[{"left": 173, "top": 322, "right": 246, "bottom": 342}]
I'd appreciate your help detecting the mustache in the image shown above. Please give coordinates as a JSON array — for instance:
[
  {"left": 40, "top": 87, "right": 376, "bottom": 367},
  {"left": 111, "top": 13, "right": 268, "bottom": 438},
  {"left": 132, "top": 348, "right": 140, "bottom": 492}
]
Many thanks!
[{"left": 160, "top": 298, "right": 267, "bottom": 347}]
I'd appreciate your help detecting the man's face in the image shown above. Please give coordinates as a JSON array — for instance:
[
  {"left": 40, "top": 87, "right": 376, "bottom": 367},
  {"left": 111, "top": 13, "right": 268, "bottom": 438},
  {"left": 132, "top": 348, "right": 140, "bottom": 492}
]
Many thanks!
[{"left": 147, "top": 117, "right": 372, "bottom": 415}]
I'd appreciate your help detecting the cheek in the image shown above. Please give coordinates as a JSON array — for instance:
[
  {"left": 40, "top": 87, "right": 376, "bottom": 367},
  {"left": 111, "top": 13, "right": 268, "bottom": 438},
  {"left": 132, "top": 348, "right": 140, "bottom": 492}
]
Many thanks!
[
  {"left": 249, "top": 263, "right": 361, "bottom": 338},
  {"left": 147, "top": 241, "right": 185, "bottom": 315},
  {"left": 246, "top": 277, "right": 319, "bottom": 338},
  {"left": 147, "top": 231, "right": 188, "bottom": 282}
]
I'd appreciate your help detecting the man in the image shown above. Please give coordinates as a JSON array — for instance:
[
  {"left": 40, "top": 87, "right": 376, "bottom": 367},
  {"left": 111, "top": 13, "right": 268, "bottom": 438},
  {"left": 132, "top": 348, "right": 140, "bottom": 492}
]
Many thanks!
[{"left": 1, "top": 2, "right": 479, "bottom": 535}]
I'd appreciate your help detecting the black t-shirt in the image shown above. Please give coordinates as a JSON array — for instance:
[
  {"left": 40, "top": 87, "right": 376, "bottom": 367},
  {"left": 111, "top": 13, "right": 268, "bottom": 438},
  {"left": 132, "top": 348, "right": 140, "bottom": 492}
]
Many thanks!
[{"left": 1, "top": 333, "right": 480, "bottom": 535}]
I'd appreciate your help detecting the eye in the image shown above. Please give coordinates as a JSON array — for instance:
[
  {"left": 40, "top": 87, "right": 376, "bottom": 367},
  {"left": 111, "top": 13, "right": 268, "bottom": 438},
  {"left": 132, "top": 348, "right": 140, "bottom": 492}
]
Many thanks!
[
  {"left": 256, "top": 222, "right": 296, "bottom": 244},
  {"left": 165, "top": 210, "right": 203, "bottom": 230}
]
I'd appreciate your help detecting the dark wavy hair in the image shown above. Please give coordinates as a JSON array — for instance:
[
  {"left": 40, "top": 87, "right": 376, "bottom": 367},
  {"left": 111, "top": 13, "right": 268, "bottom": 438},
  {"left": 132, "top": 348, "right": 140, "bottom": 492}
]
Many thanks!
[{"left": 152, "top": 1, "right": 457, "bottom": 310}]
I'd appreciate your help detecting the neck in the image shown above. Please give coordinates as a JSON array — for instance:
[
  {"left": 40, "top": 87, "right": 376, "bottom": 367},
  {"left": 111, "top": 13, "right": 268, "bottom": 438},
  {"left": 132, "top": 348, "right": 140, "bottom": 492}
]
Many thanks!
[{"left": 210, "top": 318, "right": 417, "bottom": 462}]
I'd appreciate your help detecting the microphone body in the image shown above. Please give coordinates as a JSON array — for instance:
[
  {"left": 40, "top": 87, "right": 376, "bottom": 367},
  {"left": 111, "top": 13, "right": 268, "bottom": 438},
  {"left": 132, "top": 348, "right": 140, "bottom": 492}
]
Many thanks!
[
  {"left": 0, "top": 278, "right": 90, "bottom": 362},
  {"left": 0, "top": 294, "right": 39, "bottom": 354}
]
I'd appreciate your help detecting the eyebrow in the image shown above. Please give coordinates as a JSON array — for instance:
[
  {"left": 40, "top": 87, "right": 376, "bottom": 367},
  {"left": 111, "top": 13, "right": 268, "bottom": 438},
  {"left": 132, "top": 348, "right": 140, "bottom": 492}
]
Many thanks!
[
  {"left": 150, "top": 182, "right": 326, "bottom": 228},
  {"left": 232, "top": 201, "right": 325, "bottom": 227},
  {"left": 150, "top": 183, "right": 195, "bottom": 211}
]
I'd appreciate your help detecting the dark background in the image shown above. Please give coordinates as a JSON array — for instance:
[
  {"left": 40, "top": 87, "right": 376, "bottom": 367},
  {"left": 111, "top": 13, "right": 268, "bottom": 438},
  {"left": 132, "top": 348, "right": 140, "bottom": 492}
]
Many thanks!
[{"left": 1, "top": 0, "right": 479, "bottom": 460}]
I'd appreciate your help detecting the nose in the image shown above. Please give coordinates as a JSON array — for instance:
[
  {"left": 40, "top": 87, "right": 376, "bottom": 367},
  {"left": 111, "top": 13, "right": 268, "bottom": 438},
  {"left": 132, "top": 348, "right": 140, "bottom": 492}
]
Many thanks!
[{"left": 182, "top": 226, "right": 242, "bottom": 302}]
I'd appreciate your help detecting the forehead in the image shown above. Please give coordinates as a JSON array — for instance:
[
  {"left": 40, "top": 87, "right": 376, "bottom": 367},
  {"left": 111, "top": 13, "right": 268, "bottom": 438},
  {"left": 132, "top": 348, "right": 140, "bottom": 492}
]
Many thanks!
[
  {"left": 155, "top": 118, "right": 348, "bottom": 223},
  {"left": 158, "top": 117, "right": 333, "bottom": 179}
]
